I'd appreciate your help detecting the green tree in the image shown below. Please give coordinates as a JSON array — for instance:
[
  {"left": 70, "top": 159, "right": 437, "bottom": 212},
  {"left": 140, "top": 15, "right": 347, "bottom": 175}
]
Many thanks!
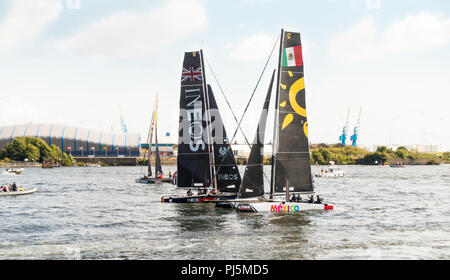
[
  {"left": 2, "top": 137, "right": 28, "bottom": 161},
  {"left": 357, "top": 152, "right": 388, "bottom": 165},
  {"left": 319, "top": 148, "right": 332, "bottom": 164},
  {"left": 376, "top": 146, "right": 387, "bottom": 153},
  {"left": 26, "top": 137, "right": 52, "bottom": 161},
  {"left": 24, "top": 143, "right": 40, "bottom": 162},
  {"left": 395, "top": 149, "right": 408, "bottom": 159},
  {"left": 0, "top": 137, "right": 76, "bottom": 165},
  {"left": 312, "top": 149, "right": 325, "bottom": 165}
]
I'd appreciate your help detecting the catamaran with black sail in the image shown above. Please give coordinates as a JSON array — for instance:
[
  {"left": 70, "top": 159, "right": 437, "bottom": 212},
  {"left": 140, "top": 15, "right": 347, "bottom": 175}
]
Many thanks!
[
  {"left": 136, "top": 94, "right": 171, "bottom": 184},
  {"left": 221, "top": 29, "right": 335, "bottom": 213},
  {"left": 161, "top": 50, "right": 241, "bottom": 203}
]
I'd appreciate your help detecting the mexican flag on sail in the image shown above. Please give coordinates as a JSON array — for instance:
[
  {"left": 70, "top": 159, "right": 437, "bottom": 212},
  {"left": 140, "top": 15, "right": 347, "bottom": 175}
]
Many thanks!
[{"left": 282, "top": 45, "right": 303, "bottom": 67}]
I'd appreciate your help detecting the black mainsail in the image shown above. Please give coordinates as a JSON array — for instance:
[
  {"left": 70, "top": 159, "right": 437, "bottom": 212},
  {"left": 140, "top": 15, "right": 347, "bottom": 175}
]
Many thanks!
[
  {"left": 237, "top": 70, "right": 275, "bottom": 198},
  {"left": 177, "top": 51, "right": 211, "bottom": 188},
  {"left": 207, "top": 84, "right": 241, "bottom": 193},
  {"left": 272, "top": 30, "right": 313, "bottom": 194}
]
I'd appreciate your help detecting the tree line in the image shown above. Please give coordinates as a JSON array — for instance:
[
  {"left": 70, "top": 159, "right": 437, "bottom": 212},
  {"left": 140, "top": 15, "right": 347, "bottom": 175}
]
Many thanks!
[
  {"left": 0, "top": 137, "right": 75, "bottom": 166},
  {"left": 310, "top": 144, "right": 446, "bottom": 165}
]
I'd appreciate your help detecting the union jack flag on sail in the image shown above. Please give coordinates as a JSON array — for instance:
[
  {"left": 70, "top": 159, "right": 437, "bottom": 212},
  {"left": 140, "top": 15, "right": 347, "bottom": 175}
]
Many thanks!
[{"left": 181, "top": 66, "right": 202, "bottom": 82}]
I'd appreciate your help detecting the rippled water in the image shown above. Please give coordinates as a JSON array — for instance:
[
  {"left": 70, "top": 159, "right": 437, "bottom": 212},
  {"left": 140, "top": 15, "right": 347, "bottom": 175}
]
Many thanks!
[{"left": 1, "top": 165, "right": 449, "bottom": 259}]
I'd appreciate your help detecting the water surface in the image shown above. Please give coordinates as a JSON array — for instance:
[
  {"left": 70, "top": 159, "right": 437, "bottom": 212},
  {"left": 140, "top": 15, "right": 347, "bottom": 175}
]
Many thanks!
[{"left": 1, "top": 165, "right": 449, "bottom": 259}]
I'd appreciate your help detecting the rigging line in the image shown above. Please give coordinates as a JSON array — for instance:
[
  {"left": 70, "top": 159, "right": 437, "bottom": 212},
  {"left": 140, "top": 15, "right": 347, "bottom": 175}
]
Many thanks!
[
  {"left": 205, "top": 33, "right": 279, "bottom": 148},
  {"left": 204, "top": 34, "right": 280, "bottom": 185},
  {"left": 204, "top": 58, "right": 251, "bottom": 148}
]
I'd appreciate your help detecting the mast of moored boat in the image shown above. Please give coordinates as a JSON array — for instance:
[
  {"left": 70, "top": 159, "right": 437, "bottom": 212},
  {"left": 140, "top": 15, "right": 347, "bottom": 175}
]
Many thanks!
[
  {"left": 146, "top": 96, "right": 158, "bottom": 178},
  {"left": 269, "top": 29, "right": 284, "bottom": 200}
]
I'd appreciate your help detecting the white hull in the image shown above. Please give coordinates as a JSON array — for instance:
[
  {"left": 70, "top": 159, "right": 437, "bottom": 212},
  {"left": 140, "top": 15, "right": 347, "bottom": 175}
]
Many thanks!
[
  {"left": 0, "top": 188, "right": 37, "bottom": 197},
  {"left": 5, "top": 168, "right": 24, "bottom": 175},
  {"left": 314, "top": 171, "right": 345, "bottom": 177},
  {"left": 236, "top": 201, "right": 334, "bottom": 213}
]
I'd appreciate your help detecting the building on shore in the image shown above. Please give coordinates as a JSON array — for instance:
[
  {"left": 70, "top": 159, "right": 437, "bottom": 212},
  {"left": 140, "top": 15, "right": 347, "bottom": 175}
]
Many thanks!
[
  {"left": 0, "top": 124, "right": 141, "bottom": 157},
  {"left": 139, "top": 143, "right": 176, "bottom": 157},
  {"left": 362, "top": 144, "right": 442, "bottom": 153},
  {"left": 230, "top": 143, "right": 273, "bottom": 159}
]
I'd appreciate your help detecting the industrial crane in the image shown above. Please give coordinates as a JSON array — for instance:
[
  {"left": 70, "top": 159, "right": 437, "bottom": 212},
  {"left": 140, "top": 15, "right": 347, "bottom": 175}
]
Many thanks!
[
  {"left": 119, "top": 105, "right": 128, "bottom": 134},
  {"left": 339, "top": 107, "right": 351, "bottom": 146},
  {"left": 350, "top": 108, "right": 362, "bottom": 147}
]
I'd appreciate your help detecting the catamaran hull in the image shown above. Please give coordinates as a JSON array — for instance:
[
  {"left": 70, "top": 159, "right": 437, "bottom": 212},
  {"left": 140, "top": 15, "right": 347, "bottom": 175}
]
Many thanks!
[
  {"left": 0, "top": 188, "right": 37, "bottom": 197},
  {"left": 161, "top": 194, "right": 237, "bottom": 203},
  {"left": 136, "top": 177, "right": 173, "bottom": 184},
  {"left": 236, "top": 201, "right": 334, "bottom": 213}
]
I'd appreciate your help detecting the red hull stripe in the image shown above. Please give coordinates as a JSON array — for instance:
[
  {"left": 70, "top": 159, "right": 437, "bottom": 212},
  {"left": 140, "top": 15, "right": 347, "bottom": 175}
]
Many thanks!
[
  {"left": 293, "top": 45, "right": 303, "bottom": 66},
  {"left": 324, "top": 205, "right": 334, "bottom": 210}
]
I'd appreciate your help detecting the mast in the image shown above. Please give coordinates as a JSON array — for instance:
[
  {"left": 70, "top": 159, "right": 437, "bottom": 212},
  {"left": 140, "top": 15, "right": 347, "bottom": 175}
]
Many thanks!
[
  {"left": 200, "top": 50, "right": 218, "bottom": 191},
  {"left": 270, "top": 29, "right": 284, "bottom": 200}
]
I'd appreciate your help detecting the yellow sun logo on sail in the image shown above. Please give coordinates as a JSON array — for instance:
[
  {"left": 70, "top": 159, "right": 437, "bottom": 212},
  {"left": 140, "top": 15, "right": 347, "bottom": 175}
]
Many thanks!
[{"left": 280, "top": 72, "right": 308, "bottom": 138}]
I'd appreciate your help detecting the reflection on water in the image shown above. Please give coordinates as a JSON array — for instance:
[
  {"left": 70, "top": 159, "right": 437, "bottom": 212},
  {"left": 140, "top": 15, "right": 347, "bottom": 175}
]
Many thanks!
[{"left": 0, "top": 165, "right": 449, "bottom": 259}]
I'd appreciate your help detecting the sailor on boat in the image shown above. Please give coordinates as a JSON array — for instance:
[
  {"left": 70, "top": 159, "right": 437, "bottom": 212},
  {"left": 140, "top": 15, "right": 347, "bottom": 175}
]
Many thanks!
[
  {"left": 1, "top": 183, "right": 36, "bottom": 196},
  {"left": 2, "top": 183, "right": 21, "bottom": 192}
]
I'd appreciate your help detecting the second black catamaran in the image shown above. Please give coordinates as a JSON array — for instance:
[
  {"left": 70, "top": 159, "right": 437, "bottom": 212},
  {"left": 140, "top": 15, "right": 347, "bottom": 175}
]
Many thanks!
[{"left": 161, "top": 50, "right": 241, "bottom": 203}]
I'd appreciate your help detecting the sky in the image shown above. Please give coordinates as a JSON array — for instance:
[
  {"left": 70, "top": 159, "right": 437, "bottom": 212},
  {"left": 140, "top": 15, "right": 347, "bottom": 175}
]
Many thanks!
[{"left": 0, "top": 0, "right": 449, "bottom": 151}]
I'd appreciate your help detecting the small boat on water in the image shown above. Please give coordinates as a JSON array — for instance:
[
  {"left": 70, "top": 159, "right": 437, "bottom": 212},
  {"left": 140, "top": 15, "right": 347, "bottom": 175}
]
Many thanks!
[
  {"left": 389, "top": 162, "right": 406, "bottom": 168},
  {"left": 42, "top": 159, "right": 54, "bottom": 168},
  {"left": 0, "top": 186, "right": 37, "bottom": 196},
  {"left": 219, "top": 29, "right": 334, "bottom": 213},
  {"left": 161, "top": 50, "right": 241, "bottom": 202},
  {"left": 314, "top": 167, "right": 346, "bottom": 178},
  {"left": 83, "top": 163, "right": 101, "bottom": 167},
  {"left": 136, "top": 93, "right": 172, "bottom": 184},
  {"left": 5, "top": 168, "right": 24, "bottom": 174}
]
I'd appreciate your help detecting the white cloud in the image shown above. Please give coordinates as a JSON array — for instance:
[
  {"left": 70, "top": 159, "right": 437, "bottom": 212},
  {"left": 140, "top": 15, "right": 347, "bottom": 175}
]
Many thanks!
[
  {"left": 56, "top": 0, "right": 207, "bottom": 59},
  {"left": 328, "top": 13, "right": 450, "bottom": 63},
  {"left": 228, "top": 33, "right": 275, "bottom": 62},
  {"left": 0, "top": 0, "right": 62, "bottom": 49}
]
